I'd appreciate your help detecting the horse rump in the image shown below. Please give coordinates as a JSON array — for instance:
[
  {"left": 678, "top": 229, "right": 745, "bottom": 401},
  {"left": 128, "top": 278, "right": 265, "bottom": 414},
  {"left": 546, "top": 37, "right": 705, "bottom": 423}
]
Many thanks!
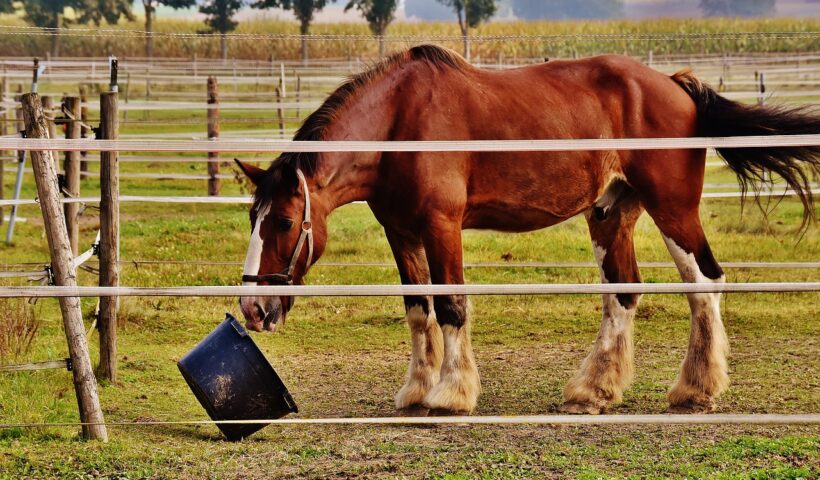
[{"left": 671, "top": 69, "right": 820, "bottom": 230}]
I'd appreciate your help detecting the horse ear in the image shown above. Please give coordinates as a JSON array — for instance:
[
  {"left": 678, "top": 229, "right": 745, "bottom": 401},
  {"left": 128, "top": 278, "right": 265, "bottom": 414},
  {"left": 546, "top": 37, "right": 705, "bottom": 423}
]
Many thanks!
[
  {"left": 278, "top": 161, "right": 301, "bottom": 194},
  {"left": 234, "top": 159, "right": 265, "bottom": 185}
]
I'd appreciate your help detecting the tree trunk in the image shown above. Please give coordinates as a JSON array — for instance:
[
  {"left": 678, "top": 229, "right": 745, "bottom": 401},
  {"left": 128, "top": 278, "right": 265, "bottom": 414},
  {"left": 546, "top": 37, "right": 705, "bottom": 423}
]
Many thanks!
[
  {"left": 463, "top": 32, "right": 471, "bottom": 62},
  {"left": 221, "top": 33, "right": 228, "bottom": 61},
  {"left": 457, "top": 10, "right": 470, "bottom": 62},
  {"left": 300, "top": 20, "right": 309, "bottom": 65},
  {"left": 145, "top": 3, "right": 154, "bottom": 59},
  {"left": 51, "top": 13, "right": 62, "bottom": 58}
]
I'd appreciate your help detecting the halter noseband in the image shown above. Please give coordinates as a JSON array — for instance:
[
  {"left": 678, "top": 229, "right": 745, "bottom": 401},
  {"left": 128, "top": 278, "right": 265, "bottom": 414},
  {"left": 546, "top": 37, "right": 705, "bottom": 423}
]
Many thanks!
[{"left": 241, "top": 168, "right": 314, "bottom": 286}]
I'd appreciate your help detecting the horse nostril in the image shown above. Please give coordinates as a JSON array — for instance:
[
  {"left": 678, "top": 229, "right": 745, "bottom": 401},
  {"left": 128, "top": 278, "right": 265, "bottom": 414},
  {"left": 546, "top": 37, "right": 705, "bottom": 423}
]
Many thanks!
[{"left": 253, "top": 302, "right": 266, "bottom": 320}]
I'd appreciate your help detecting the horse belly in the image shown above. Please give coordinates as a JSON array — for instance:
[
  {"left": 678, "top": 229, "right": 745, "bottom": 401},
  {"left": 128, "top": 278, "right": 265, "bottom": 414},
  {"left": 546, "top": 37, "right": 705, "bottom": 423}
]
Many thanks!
[
  {"left": 463, "top": 200, "right": 571, "bottom": 231},
  {"left": 463, "top": 154, "right": 602, "bottom": 232}
]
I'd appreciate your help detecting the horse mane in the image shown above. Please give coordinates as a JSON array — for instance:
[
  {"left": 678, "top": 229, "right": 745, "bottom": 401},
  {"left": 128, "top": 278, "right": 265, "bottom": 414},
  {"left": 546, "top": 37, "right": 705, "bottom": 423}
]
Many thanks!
[{"left": 269, "top": 44, "right": 468, "bottom": 177}]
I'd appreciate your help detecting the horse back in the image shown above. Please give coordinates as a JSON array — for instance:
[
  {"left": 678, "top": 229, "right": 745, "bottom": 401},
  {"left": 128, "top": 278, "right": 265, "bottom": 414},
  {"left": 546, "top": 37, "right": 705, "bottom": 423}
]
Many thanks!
[{"left": 376, "top": 54, "right": 701, "bottom": 232}]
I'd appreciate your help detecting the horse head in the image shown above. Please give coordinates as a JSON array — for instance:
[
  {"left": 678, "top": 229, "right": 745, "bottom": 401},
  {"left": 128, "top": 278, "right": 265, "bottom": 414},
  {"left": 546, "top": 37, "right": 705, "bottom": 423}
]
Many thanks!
[{"left": 235, "top": 158, "right": 327, "bottom": 332}]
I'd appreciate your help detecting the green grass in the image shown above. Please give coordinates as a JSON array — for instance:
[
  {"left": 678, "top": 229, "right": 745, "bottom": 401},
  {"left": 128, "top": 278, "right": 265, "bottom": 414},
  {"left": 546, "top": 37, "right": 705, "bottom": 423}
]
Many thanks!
[
  {"left": 0, "top": 155, "right": 817, "bottom": 477},
  {"left": 0, "top": 66, "right": 818, "bottom": 478}
]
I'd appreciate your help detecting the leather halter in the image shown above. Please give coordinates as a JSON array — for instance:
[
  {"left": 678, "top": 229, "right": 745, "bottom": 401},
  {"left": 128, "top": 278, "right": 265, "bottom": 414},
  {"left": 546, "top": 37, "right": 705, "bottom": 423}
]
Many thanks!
[{"left": 241, "top": 168, "right": 313, "bottom": 286}]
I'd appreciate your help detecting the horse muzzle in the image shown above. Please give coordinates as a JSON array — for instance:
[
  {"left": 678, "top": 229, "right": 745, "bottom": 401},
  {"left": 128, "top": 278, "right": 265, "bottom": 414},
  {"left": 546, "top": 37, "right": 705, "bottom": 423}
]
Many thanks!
[{"left": 239, "top": 296, "right": 286, "bottom": 333}]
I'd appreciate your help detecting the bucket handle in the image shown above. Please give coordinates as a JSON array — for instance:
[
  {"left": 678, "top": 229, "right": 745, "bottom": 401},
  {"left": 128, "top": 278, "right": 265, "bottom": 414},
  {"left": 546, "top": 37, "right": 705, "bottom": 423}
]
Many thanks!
[{"left": 227, "top": 313, "right": 249, "bottom": 338}]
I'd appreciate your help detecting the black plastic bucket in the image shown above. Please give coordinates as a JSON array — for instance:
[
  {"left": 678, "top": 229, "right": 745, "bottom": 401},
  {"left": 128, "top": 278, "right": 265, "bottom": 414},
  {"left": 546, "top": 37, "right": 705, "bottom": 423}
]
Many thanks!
[{"left": 178, "top": 313, "right": 297, "bottom": 440}]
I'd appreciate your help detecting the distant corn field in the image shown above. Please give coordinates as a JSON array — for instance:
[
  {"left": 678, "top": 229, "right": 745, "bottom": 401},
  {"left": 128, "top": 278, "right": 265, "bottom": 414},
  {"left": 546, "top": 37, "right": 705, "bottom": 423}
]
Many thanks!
[{"left": 0, "top": 17, "right": 818, "bottom": 60}]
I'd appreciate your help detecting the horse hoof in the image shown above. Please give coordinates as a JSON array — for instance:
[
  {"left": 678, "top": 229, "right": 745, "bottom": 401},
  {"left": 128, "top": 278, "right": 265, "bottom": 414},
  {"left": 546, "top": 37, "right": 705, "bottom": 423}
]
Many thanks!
[
  {"left": 559, "top": 401, "right": 604, "bottom": 415},
  {"left": 428, "top": 408, "right": 471, "bottom": 417},
  {"left": 667, "top": 401, "right": 715, "bottom": 414},
  {"left": 396, "top": 405, "right": 430, "bottom": 417}
]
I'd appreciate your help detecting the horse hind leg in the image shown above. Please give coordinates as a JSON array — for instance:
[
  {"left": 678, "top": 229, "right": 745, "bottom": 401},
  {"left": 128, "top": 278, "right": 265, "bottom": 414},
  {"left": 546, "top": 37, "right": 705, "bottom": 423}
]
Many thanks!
[
  {"left": 660, "top": 224, "right": 728, "bottom": 413},
  {"left": 561, "top": 185, "right": 643, "bottom": 414},
  {"left": 634, "top": 157, "right": 729, "bottom": 413}
]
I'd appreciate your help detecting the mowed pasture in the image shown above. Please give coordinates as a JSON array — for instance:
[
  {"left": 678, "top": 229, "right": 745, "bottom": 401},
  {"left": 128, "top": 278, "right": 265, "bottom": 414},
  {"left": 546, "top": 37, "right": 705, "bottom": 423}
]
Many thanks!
[{"left": 0, "top": 58, "right": 819, "bottom": 477}]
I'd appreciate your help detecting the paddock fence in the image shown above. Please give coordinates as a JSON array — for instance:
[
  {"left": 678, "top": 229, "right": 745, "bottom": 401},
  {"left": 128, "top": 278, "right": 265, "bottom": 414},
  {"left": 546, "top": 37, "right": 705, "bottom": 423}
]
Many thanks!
[{"left": 0, "top": 49, "right": 818, "bottom": 437}]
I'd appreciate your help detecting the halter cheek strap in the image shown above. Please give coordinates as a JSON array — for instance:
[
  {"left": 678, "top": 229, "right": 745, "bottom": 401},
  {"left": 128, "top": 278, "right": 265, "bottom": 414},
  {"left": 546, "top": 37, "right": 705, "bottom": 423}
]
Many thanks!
[{"left": 241, "top": 168, "right": 313, "bottom": 286}]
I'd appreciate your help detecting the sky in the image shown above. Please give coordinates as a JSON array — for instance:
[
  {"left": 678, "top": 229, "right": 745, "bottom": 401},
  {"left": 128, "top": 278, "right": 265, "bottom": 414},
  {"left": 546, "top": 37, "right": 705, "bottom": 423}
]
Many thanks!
[{"left": 152, "top": 0, "right": 820, "bottom": 22}]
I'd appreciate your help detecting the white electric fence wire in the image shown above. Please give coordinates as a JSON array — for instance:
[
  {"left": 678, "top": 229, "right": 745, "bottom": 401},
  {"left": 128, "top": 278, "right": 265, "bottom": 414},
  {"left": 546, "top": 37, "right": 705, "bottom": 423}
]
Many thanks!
[
  {"left": 1, "top": 414, "right": 818, "bottom": 429},
  {"left": 1, "top": 134, "right": 818, "bottom": 153},
  {"left": 1, "top": 282, "right": 818, "bottom": 298},
  {"left": 4, "top": 189, "right": 818, "bottom": 208}
]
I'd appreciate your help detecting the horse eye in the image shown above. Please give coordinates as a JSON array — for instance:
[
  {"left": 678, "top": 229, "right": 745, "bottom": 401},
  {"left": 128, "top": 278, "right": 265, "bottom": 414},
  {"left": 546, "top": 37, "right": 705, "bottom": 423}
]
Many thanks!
[{"left": 278, "top": 218, "right": 294, "bottom": 231}]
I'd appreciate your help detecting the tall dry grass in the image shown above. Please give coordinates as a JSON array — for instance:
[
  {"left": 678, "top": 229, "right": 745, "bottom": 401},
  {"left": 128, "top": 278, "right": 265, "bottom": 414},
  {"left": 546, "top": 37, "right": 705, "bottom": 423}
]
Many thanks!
[
  {"left": 0, "top": 16, "right": 817, "bottom": 60},
  {"left": 0, "top": 299, "right": 40, "bottom": 361}
]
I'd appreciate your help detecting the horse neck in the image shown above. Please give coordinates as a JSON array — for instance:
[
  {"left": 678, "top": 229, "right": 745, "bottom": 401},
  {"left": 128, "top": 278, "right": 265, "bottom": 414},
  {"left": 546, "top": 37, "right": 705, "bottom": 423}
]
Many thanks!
[{"left": 312, "top": 75, "right": 400, "bottom": 212}]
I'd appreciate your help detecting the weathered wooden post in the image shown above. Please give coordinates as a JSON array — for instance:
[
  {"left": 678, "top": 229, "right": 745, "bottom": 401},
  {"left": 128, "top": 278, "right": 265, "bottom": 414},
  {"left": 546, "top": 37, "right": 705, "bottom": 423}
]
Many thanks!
[
  {"left": 98, "top": 61, "right": 120, "bottom": 383},
  {"left": 295, "top": 74, "right": 301, "bottom": 119},
  {"left": 63, "top": 96, "right": 81, "bottom": 255},
  {"left": 279, "top": 62, "right": 286, "bottom": 98},
  {"left": 758, "top": 72, "right": 766, "bottom": 106},
  {"left": 21, "top": 92, "right": 108, "bottom": 441},
  {"left": 79, "top": 85, "right": 90, "bottom": 177},
  {"left": 207, "top": 76, "right": 220, "bottom": 196},
  {"left": 144, "top": 67, "right": 151, "bottom": 121},
  {"left": 276, "top": 87, "right": 285, "bottom": 138},
  {"left": 42, "top": 96, "right": 57, "bottom": 172},
  {"left": 0, "top": 76, "right": 5, "bottom": 225},
  {"left": 123, "top": 72, "right": 131, "bottom": 122}
]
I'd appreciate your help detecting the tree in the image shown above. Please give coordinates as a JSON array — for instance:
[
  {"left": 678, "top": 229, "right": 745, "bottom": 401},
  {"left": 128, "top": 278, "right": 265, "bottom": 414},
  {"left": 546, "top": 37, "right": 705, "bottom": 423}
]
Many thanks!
[
  {"left": 200, "top": 0, "right": 244, "bottom": 61},
  {"left": 437, "top": 0, "right": 497, "bottom": 61},
  {"left": 344, "top": 0, "right": 398, "bottom": 57},
  {"left": 143, "top": 0, "right": 197, "bottom": 59},
  {"left": 252, "top": 0, "right": 336, "bottom": 63},
  {"left": 0, "top": 0, "right": 17, "bottom": 13},
  {"left": 700, "top": 0, "right": 775, "bottom": 17},
  {"left": 512, "top": 0, "right": 623, "bottom": 20},
  {"left": 79, "top": 0, "right": 135, "bottom": 25},
  {"left": 22, "top": 0, "right": 133, "bottom": 57}
]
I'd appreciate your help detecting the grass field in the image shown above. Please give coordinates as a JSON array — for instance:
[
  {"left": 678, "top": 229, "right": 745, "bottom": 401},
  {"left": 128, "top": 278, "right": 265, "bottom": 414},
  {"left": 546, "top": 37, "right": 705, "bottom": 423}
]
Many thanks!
[
  {"left": 0, "top": 44, "right": 819, "bottom": 477},
  {"left": 0, "top": 145, "right": 818, "bottom": 477}
]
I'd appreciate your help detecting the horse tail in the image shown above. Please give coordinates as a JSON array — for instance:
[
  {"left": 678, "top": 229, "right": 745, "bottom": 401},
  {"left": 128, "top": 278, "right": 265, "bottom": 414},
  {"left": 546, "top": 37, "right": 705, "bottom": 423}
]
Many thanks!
[{"left": 671, "top": 69, "right": 820, "bottom": 231}]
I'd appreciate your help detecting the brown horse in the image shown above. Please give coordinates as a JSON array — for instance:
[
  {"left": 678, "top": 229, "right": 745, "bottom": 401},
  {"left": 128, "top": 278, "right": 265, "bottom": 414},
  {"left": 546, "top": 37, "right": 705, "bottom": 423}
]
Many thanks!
[{"left": 236, "top": 45, "right": 819, "bottom": 415}]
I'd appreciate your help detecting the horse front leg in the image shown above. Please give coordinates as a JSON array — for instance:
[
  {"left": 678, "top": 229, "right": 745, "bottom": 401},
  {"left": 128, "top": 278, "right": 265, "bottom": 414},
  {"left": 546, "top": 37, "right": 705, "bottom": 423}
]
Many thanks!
[
  {"left": 419, "top": 218, "right": 480, "bottom": 415},
  {"left": 385, "top": 228, "right": 444, "bottom": 415}
]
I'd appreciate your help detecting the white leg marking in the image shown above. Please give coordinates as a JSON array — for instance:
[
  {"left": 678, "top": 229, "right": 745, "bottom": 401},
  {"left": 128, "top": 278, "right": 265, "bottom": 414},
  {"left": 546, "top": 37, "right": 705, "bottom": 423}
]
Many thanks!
[
  {"left": 662, "top": 235, "right": 729, "bottom": 410},
  {"left": 242, "top": 204, "right": 270, "bottom": 286},
  {"left": 395, "top": 305, "right": 443, "bottom": 409},
  {"left": 422, "top": 323, "right": 480, "bottom": 413},
  {"left": 563, "top": 242, "right": 639, "bottom": 412}
]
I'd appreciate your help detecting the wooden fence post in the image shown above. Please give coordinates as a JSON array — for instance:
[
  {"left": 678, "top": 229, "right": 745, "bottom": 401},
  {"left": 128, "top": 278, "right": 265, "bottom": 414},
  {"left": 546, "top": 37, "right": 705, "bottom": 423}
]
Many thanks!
[
  {"left": 276, "top": 87, "right": 285, "bottom": 138},
  {"left": 295, "top": 74, "right": 301, "bottom": 119},
  {"left": 279, "top": 62, "right": 286, "bottom": 98},
  {"left": 207, "top": 76, "right": 220, "bottom": 196},
  {"left": 21, "top": 92, "right": 108, "bottom": 442},
  {"left": 63, "top": 96, "right": 81, "bottom": 255},
  {"left": 79, "top": 85, "right": 90, "bottom": 178},
  {"left": 98, "top": 91, "right": 119, "bottom": 383},
  {"left": 41, "top": 96, "right": 57, "bottom": 172},
  {"left": 0, "top": 76, "right": 5, "bottom": 226}
]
